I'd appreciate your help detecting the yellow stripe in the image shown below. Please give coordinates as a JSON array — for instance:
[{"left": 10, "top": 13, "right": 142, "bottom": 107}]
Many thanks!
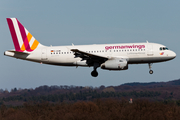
[
  {"left": 21, "top": 44, "right": 26, "bottom": 51},
  {"left": 27, "top": 32, "right": 32, "bottom": 42},
  {"left": 31, "top": 39, "right": 39, "bottom": 50}
]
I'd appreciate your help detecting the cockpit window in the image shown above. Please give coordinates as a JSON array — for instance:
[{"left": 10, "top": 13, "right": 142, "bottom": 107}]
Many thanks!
[{"left": 160, "top": 47, "right": 168, "bottom": 51}]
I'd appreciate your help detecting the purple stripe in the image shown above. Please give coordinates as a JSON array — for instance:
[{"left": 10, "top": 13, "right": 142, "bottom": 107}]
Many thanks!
[
  {"left": 17, "top": 19, "right": 33, "bottom": 52},
  {"left": 6, "top": 18, "right": 22, "bottom": 52}
]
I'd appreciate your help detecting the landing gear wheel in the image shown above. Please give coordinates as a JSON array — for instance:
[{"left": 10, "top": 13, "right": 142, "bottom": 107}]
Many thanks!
[
  {"left": 91, "top": 70, "right": 98, "bottom": 77},
  {"left": 149, "top": 70, "right": 153, "bottom": 74}
]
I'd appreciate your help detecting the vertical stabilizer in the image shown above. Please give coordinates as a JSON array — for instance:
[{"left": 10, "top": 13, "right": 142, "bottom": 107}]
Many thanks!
[{"left": 6, "top": 18, "right": 43, "bottom": 52}]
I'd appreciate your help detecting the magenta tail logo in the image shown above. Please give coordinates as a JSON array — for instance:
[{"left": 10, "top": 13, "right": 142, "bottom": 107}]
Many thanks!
[{"left": 7, "top": 18, "right": 39, "bottom": 52}]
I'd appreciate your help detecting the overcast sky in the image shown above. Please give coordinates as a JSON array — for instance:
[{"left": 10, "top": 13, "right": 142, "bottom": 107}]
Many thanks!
[{"left": 0, "top": 0, "right": 180, "bottom": 90}]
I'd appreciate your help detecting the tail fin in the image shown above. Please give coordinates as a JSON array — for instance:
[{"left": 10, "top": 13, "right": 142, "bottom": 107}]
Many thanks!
[{"left": 6, "top": 18, "right": 42, "bottom": 52}]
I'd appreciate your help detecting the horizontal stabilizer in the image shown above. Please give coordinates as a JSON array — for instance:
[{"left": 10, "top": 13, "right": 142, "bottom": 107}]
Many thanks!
[{"left": 4, "top": 50, "right": 29, "bottom": 58}]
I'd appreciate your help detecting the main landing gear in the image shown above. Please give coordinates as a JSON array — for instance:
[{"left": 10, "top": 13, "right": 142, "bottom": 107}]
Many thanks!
[
  {"left": 91, "top": 63, "right": 99, "bottom": 77},
  {"left": 91, "top": 70, "right": 98, "bottom": 77},
  {"left": 148, "top": 63, "right": 153, "bottom": 74}
]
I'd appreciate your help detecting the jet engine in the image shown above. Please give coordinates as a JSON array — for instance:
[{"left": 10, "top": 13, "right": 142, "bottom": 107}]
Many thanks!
[{"left": 101, "top": 59, "right": 128, "bottom": 70}]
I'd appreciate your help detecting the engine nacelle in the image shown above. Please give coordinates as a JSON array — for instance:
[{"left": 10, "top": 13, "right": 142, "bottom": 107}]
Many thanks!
[
  {"left": 74, "top": 60, "right": 88, "bottom": 66},
  {"left": 101, "top": 59, "right": 128, "bottom": 70}
]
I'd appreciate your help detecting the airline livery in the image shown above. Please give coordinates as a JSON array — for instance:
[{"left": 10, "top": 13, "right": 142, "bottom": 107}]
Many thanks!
[{"left": 4, "top": 18, "right": 176, "bottom": 77}]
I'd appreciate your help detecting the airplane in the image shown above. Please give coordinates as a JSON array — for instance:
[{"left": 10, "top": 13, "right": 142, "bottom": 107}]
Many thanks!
[{"left": 4, "top": 18, "right": 176, "bottom": 77}]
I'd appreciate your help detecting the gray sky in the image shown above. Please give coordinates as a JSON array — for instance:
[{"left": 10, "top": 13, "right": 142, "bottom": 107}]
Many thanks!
[{"left": 0, "top": 0, "right": 180, "bottom": 90}]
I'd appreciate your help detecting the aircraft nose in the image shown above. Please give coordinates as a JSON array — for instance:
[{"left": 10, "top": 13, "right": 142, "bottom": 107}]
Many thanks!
[{"left": 170, "top": 51, "right": 176, "bottom": 59}]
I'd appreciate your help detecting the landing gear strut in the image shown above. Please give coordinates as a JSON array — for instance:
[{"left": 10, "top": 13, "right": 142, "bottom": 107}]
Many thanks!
[
  {"left": 148, "top": 63, "right": 153, "bottom": 74},
  {"left": 91, "top": 63, "right": 99, "bottom": 77}
]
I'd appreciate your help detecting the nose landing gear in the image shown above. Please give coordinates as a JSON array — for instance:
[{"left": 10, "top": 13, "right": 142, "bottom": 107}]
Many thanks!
[
  {"left": 148, "top": 63, "right": 153, "bottom": 74},
  {"left": 149, "top": 70, "right": 153, "bottom": 74}
]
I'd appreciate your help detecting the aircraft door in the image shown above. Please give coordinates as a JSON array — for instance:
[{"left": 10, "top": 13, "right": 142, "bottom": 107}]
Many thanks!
[
  {"left": 41, "top": 49, "right": 48, "bottom": 61},
  {"left": 106, "top": 49, "right": 112, "bottom": 58},
  {"left": 147, "top": 45, "right": 154, "bottom": 56}
]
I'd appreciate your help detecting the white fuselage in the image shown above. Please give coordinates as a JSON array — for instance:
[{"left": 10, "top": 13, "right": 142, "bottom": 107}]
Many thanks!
[{"left": 5, "top": 42, "right": 176, "bottom": 67}]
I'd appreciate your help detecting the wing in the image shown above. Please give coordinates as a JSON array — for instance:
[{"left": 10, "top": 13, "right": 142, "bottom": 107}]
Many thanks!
[{"left": 71, "top": 49, "right": 108, "bottom": 66}]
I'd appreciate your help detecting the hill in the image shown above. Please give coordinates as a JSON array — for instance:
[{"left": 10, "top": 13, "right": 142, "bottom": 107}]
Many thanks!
[{"left": 0, "top": 79, "right": 180, "bottom": 106}]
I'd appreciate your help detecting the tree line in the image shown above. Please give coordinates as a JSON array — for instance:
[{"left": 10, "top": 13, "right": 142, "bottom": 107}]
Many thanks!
[
  {"left": 0, "top": 90, "right": 161, "bottom": 104},
  {"left": 1, "top": 98, "right": 180, "bottom": 120}
]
